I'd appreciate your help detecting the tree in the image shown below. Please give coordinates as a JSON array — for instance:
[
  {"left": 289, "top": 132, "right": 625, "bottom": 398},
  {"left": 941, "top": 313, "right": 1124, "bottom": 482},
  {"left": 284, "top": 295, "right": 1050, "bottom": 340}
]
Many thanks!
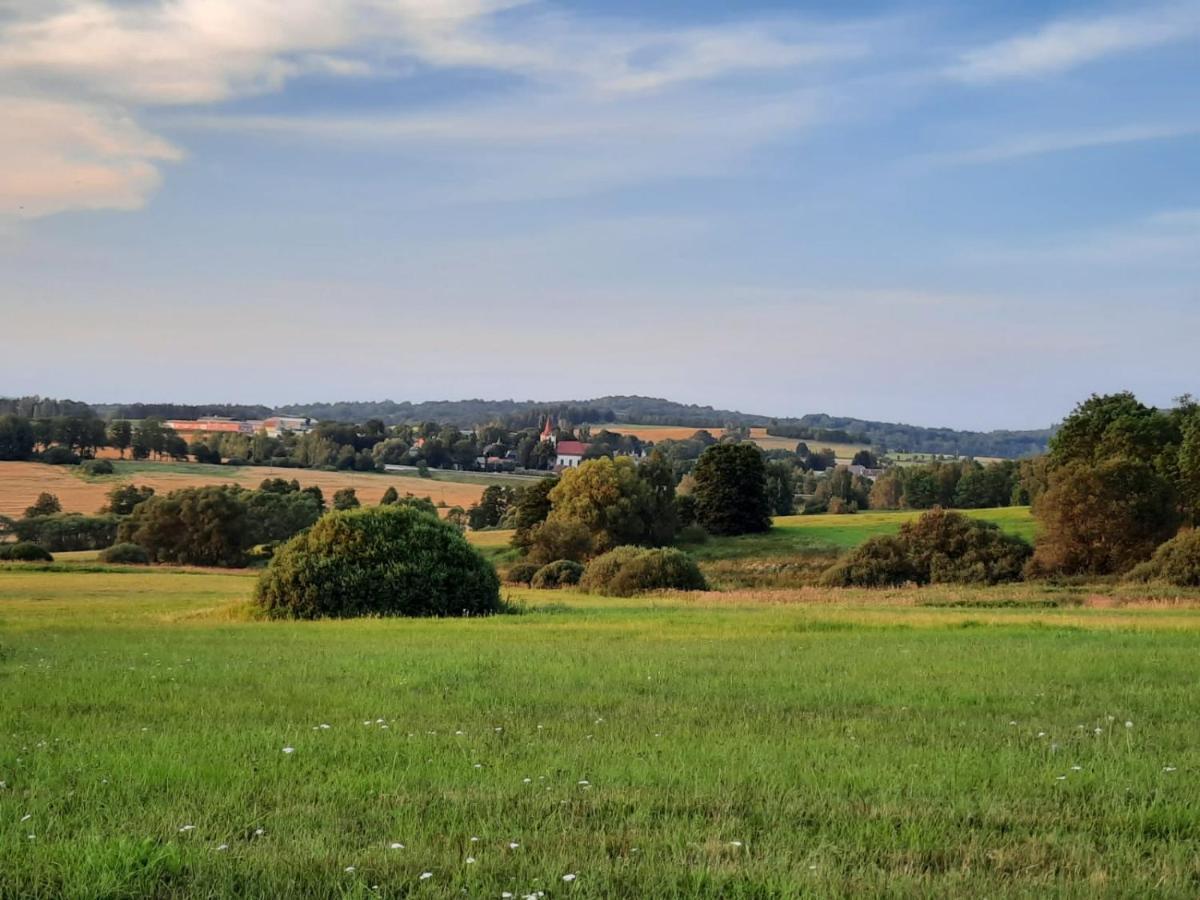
[
  {"left": 868, "top": 471, "right": 904, "bottom": 509},
  {"left": 243, "top": 489, "right": 323, "bottom": 546},
  {"left": 332, "top": 487, "right": 360, "bottom": 510},
  {"left": 379, "top": 485, "right": 400, "bottom": 505},
  {"left": 692, "top": 443, "right": 771, "bottom": 536},
  {"left": 0, "top": 415, "right": 36, "bottom": 460},
  {"left": 24, "top": 492, "right": 62, "bottom": 518},
  {"left": 108, "top": 421, "right": 133, "bottom": 459},
  {"left": 102, "top": 484, "right": 155, "bottom": 515},
  {"left": 764, "top": 460, "right": 796, "bottom": 516},
  {"left": 851, "top": 449, "right": 878, "bottom": 468},
  {"left": 468, "top": 484, "right": 514, "bottom": 529},
  {"left": 117, "top": 486, "right": 249, "bottom": 567},
  {"left": 1031, "top": 459, "right": 1179, "bottom": 576},
  {"left": 538, "top": 456, "right": 655, "bottom": 557},
  {"left": 637, "top": 451, "right": 678, "bottom": 546},
  {"left": 511, "top": 478, "right": 557, "bottom": 549}
]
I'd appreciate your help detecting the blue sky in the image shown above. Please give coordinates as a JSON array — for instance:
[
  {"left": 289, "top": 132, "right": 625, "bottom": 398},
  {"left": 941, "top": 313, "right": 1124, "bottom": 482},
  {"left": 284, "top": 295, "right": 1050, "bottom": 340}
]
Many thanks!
[{"left": 1, "top": 0, "right": 1197, "bottom": 429}]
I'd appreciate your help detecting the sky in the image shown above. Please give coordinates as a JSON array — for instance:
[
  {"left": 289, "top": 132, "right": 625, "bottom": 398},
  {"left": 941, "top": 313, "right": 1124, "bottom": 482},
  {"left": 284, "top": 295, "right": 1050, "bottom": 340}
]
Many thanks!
[{"left": 1, "top": 0, "right": 1198, "bottom": 430}]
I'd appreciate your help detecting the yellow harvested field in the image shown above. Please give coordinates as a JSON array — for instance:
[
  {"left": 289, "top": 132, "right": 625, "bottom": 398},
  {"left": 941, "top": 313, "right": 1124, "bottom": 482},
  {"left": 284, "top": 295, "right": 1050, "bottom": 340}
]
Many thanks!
[
  {"left": 599, "top": 423, "right": 720, "bottom": 442},
  {"left": 0, "top": 461, "right": 486, "bottom": 517}
]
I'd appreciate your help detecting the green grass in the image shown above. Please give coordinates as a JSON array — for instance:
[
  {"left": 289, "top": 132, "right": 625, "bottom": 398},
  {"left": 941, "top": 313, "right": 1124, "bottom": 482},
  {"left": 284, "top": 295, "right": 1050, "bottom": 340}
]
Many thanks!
[{"left": 3, "top": 567, "right": 1200, "bottom": 897}]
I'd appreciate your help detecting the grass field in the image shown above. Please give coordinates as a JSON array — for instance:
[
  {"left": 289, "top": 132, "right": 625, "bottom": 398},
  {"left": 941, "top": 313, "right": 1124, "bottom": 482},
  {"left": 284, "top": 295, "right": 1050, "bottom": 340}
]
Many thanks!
[
  {"left": 0, "top": 461, "right": 488, "bottom": 518},
  {"left": 685, "top": 508, "right": 1035, "bottom": 589},
  {"left": 3, "top": 566, "right": 1200, "bottom": 897}
]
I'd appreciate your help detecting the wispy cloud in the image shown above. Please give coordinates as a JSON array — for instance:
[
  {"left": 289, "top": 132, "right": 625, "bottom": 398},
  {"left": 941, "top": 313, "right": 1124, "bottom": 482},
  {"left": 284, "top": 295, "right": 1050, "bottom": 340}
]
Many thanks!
[
  {"left": 950, "top": 3, "right": 1200, "bottom": 82},
  {"left": 917, "top": 122, "right": 1200, "bottom": 166},
  {"left": 0, "top": 95, "right": 183, "bottom": 217},
  {"left": 0, "top": 0, "right": 873, "bottom": 218}
]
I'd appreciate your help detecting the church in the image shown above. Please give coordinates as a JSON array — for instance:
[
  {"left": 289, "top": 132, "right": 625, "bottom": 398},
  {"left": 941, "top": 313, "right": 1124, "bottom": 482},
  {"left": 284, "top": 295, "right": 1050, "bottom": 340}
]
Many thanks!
[{"left": 540, "top": 417, "right": 589, "bottom": 469}]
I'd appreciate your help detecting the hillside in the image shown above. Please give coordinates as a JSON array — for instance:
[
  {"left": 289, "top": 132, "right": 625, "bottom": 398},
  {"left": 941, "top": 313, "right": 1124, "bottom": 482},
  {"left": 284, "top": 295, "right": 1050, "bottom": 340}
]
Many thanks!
[{"left": 6, "top": 394, "right": 1054, "bottom": 458}]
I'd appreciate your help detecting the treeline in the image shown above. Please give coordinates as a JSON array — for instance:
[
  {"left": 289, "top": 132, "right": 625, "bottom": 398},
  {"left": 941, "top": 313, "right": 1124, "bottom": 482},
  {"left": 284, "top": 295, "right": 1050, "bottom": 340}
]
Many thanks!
[
  {"left": 768, "top": 414, "right": 1051, "bottom": 458},
  {"left": 93, "top": 402, "right": 275, "bottom": 421},
  {"left": 766, "top": 424, "right": 870, "bottom": 444},
  {"left": 0, "top": 396, "right": 95, "bottom": 418}
]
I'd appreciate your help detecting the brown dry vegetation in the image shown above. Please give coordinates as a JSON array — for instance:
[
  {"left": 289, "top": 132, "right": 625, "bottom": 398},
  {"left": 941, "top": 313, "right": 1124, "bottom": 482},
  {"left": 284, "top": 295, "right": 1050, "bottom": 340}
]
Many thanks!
[{"left": 0, "top": 460, "right": 486, "bottom": 517}]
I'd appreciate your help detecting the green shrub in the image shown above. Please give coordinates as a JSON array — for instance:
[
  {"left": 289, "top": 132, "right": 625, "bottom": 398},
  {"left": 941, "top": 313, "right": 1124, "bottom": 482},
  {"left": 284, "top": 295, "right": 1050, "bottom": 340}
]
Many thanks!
[
  {"left": 530, "top": 559, "right": 584, "bottom": 589},
  {"left": 579, "top": 546, "right": 643, "bottom": 593},
  {"left": 676, "top": 524, "right": 709, "bottom": 545},
  {"left": 819, "top": 535, "right": 915, "bottom": 588},
  {"left": 255, "top": 505, "right": 500, "bottom": 619},
  {"left": 98, "top": 542, "right": 151, "bottom": 565},
  {"left": 1126, "top": 530, "right": 1200, "bottom": 586},
  {"left": 80, "top": 459, "right": 115, "bottom": 476},
  {"left": 505, "top": 561, "right": 541, "bottom": 585},
  {"left": 40, "top": 446, "right": 80, "bottom": 465},
  {"left": 581, "top": 546, "right": 707, "bottom": 596},
  {"left": 820, "top": 508, "right": 1031, "bottom": 587},
  {"left": 0, "top": 542, "right": 54, "bottom": 562}
]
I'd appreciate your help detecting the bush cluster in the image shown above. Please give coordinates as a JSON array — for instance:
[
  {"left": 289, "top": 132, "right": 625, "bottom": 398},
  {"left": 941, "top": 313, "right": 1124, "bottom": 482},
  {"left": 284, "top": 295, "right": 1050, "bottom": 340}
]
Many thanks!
[
  {"left": 504, "top": 561, "right": 541, "bottom": 585},
  {"left": 14, "top": 513, "right": 119, "bottom": 552},
  {"left": 98, "top": 542, "right": 152, "bottom": 565},
  {"left": 1126, "top": 530, "right": 1200, "bottom": 587},
  {"left": 0, "top": 542, "right": 54, "bottom": 562},
  {"left": 580, "top": 546, "right": 707, "bottom": 597},
  {"left": 80, "top": 459, "right": 115, "bottom": 476},
  {"left": 255, "top": 505, "right": 500, "bottom": 619},
  {"left": 820, "top": 508, "right": 1032, "bottom": 587},
  {"left": 530, "top": 559, "right": 584, "bottom": 589}
]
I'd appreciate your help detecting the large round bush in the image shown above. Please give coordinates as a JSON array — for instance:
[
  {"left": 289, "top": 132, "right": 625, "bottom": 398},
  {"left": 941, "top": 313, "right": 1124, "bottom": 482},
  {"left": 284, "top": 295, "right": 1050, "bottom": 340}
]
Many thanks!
[
  {"left": 1126, "top": 530, "right": 1200, "bottom": 586},
  {"left": 99, "top": 542, "right": 151, "bottom": 565},
  {"left": 581, "top": 547, "right": 707, "bottom": 596},
  {"left": 255, "top": 505, "right": 500, "bottom": 619},
  {"left": 530, "top": 559, "right": 584, "bottom": 589},
  {"left": 81, "top": 459, "right": 115, "bottom": 476}
]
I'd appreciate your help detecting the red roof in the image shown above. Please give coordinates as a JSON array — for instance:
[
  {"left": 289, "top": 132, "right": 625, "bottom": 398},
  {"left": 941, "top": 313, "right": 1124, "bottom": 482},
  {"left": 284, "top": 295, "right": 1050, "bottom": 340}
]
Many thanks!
[{"left": 555, "top": 441, "right": 588, "bottom": 456}]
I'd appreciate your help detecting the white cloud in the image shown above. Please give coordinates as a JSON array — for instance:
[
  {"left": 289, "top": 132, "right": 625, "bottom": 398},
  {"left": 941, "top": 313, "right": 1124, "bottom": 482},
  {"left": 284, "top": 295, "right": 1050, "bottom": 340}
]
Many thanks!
[
  {"left": 951, "top": 3, "right": 1200, "bottom": 82},
  {"left": 0, "top": 0, "right": 868, "bottom": 217},
  {"left": 0, "top": 96, "right": 182, "bottom": 217}
]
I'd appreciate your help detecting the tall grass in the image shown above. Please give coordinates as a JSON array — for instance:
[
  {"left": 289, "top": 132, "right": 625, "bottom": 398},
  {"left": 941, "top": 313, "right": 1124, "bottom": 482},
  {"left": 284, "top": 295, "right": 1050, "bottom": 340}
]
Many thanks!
[{"left": 2, "top": 568, "right": 1199, "bottom": 896}]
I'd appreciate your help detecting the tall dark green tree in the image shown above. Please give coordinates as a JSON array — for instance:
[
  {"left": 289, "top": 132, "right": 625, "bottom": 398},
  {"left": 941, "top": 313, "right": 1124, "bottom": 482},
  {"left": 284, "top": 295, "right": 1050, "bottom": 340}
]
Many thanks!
[
  {"left": 691, "top": 443, "right": 771, "bottom": 536},
  {"left": 108, "top": 420, "right": 133, "bottom": 459}
]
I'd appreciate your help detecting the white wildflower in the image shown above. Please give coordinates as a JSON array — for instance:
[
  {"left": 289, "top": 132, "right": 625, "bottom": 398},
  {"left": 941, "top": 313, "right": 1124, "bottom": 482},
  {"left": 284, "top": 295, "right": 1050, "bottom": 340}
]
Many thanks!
[
  {"left": 420, "top": 872, "right": 433, "bottom": 880},
  {"left": 282, "top": 747, "right": 295, "bottom": 754},
  {"left": 390, "top": 842, "right": 405, "bottom": 850},
  {"left": 562, "top": 873, "right": 577, "bottom": 882}
]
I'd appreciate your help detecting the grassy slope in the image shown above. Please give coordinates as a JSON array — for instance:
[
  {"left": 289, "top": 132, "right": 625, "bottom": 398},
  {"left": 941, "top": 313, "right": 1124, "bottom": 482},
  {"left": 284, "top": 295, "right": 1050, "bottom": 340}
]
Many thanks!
[{"left": 3, "top": 568, "right": 1200, "bottom": 897}]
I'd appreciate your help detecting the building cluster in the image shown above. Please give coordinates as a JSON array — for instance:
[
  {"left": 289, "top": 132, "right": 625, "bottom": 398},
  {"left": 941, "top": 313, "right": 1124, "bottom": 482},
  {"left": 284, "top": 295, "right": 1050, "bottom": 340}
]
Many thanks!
[{"left": 163, "top": 415, "right": 313, "bottom": 439}]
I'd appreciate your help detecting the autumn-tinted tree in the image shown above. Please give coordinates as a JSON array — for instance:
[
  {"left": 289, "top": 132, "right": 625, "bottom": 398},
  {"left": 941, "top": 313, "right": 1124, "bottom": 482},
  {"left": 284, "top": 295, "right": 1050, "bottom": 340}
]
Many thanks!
[
  {"left": 692, "top": 443, "right": 771, "bottom": 536},
  {"left": 536, "top": 457, "right": 656, "bottom": 557},
  {"left": 1031, "top": 459, "right": 1178, "bottom": 576},
  {"left": 332, "top": 487, "right": 360, "bottom": 510},
  {"left": 24, "top": 492, "right": 62, "bottom": 518}
]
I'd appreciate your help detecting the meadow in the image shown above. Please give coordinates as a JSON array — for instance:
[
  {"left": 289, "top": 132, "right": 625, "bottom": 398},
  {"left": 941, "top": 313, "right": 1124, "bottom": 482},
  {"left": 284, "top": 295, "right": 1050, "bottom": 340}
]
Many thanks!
[{"left": 3, "top": 563, "right": 1200, "bottom": 898}]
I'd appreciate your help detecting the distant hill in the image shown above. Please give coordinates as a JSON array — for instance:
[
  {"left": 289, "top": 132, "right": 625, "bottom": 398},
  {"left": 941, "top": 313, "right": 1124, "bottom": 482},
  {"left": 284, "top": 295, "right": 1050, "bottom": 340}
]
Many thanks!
[
  {"left": 276, "top": 396, "right": 1052, "bottom": 458},
  {"left": 7, "top": 394, "right": 1053, "bottom": 459}
]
